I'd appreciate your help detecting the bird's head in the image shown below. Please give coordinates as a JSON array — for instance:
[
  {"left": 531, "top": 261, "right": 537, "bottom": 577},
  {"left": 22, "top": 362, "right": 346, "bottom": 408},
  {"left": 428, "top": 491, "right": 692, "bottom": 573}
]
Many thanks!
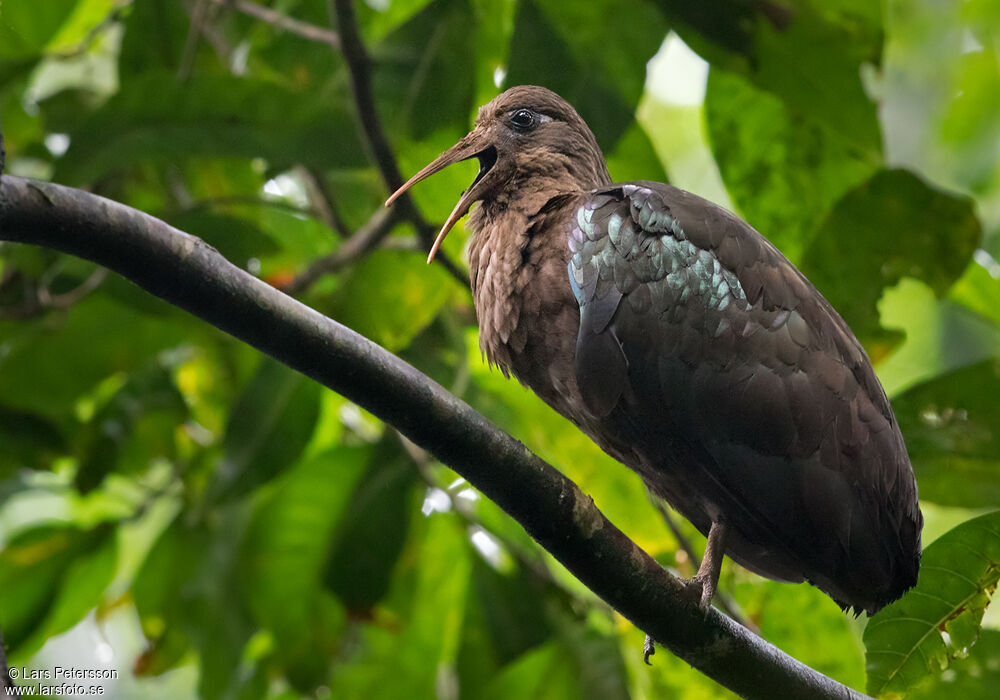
[{"left": 386, "top": 85, "right": 610, "bottom": 262}]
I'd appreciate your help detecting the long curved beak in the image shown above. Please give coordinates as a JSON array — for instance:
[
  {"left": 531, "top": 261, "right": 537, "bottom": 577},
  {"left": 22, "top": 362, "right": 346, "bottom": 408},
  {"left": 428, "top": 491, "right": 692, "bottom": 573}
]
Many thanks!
[{"left": 385, "top": 131, "right": 495, "bottom": 263}]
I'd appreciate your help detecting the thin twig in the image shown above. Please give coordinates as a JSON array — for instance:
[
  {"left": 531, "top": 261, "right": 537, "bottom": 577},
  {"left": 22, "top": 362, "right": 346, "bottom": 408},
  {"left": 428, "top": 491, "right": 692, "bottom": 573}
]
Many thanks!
[
  {"left": 283, "top": 206, "right": 398, "bottom": 295},
  {"left": 213, "top": 0, "right": 340, "bottom": 47},
  {"left": 37, "top": 267, "right": 109, "bottom": 310},
  {"left": 328, "top": 0, "right": 468, "bottom": 287},
  {"left": 178, "top": 0, "right": 211, "bottom": 81},
  {"left": 295, "top": 166, "right": 349, "bottom": 236}
]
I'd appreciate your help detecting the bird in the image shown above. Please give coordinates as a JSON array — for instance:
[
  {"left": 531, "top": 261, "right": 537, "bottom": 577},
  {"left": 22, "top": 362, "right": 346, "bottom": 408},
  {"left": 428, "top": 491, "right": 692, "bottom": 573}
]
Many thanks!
[{"left": 385, "top": 85, "right": 922, "bottom": 661}]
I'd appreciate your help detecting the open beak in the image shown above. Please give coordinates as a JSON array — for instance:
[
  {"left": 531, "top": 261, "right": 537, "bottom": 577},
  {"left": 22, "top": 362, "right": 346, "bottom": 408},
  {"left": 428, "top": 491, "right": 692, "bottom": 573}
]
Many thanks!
[{"left": 385, "top": 131, "right": 497, "bottom": 263}]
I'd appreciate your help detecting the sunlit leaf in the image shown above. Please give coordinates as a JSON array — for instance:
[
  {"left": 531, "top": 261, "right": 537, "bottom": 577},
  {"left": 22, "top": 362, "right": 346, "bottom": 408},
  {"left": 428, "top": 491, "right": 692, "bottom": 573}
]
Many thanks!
[
  {"left": 0, "top": 0, "right": 78, "bottom": 59},
  {"left": 864, "top": 510, "right": 1000, "bottom": 697},
  {"left": 705, "top": 69, "right": 875, "bottom": 262}
]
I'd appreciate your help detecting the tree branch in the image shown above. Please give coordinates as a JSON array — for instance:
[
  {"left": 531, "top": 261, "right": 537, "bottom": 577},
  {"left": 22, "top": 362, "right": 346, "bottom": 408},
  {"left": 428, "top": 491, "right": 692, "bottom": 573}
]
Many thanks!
[{"left": 0, "top": 176, "right": 870, "bottom": 700}]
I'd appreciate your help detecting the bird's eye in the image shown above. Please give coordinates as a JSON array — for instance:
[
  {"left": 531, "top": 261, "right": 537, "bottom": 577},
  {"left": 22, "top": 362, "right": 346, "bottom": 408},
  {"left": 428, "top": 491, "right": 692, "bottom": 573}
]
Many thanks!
[{"left": 509, "top": 109, "right": 537, "bottom": 131}]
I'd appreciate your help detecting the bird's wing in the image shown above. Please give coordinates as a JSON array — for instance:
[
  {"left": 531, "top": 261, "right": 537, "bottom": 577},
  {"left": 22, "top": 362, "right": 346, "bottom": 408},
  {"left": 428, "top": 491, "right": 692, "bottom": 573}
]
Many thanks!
[{"left": 567, "top": 182, "right": 920, "bottom": 609}]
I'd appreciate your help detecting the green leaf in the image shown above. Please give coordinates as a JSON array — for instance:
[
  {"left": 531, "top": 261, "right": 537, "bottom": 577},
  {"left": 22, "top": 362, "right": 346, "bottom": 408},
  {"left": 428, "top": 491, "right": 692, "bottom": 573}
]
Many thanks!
[
  {"left": 0, "top": 293, "right": 188, "bottom": 417},
  {"left": 752, "top": 9, "right": 882, "bottom": 154},
  {"left": 876, "top": 278, "right": 1000, "bottom": 396},
  {"left": 504, "top": 0, "right": 667, "bottom": 148},
  {"left": 800, "top": 169, "right": 982, "bottom": 353},
  {"left": 705, "top": 69, "right": 875, "bottom": 262},
  {"left": 0, "top": 0, "right": 78, "bottom": 59},
  {"left": 323, "top": 438, "right": 418, "bottom": 612},
  {"left": 241, "top": 446, "right": 368, "bottom": 690},
  {"left": 0, "top": 522, "right": 115, "bottom": 659},
  {"left": 324, "top": 249, "right": 459, "bottom": 352},
  {"left": 75, "top": 362, "right": 188, "bottom": 493},
  {"left": 478, "top": 641, "right": 581, "bottom": 700},
  {"left": 907, "top": 628, "right": 1000, "bottom": 700},
  {"left": 0, "top": 404, "right": 67, "bottom": 475},
  {"left": 892, "top": 359, "right": 1000, "bottom": 508},
  {"left": 864, "top": 511, "right": 1000, "bottom": 697},
  {"left": 373, "top": 0, "right": 477, "bottom": 139},
  {"left": 53, "top": 74, "right": 368, "bottom": 185},
  {"left": 652, "top": 2, "right": 883, "bottom": 154},
  {"left": 457, "top": 557, "right": 557, "bottom": 696},
  {"left": 329, "top": 510, "right": 471, "bottom": 698},
  {"left": 605, "top": 120, "right": 669, "bottom": 186},
  {"left": 210, "top": 358, "right": 322, "bottom": 501}
]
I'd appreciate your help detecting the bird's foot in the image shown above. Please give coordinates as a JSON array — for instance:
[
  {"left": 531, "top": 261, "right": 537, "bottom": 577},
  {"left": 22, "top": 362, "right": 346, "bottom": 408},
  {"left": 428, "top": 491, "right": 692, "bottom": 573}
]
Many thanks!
[
  {"left": 677, "top": 572, "right": 716, "bottom": 612},
  {"left": 642, "top": 574, "right": 716, "bottom": 665}
]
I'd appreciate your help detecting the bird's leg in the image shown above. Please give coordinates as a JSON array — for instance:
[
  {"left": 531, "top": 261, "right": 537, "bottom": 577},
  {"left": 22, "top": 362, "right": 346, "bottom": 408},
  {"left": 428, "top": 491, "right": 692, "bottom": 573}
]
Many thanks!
[
  {"left": 643, "top": 521, "right": 729, "bottom": 665},
  {"left": 694, "top": 521, "right": 728, "bottom": 610}
]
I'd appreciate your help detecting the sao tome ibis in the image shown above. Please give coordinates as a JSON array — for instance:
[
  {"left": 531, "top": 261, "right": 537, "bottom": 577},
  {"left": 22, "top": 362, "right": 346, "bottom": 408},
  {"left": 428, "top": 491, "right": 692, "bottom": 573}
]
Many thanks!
[{"left": 386, "top": 85, "right": 922, "bottom": 659}]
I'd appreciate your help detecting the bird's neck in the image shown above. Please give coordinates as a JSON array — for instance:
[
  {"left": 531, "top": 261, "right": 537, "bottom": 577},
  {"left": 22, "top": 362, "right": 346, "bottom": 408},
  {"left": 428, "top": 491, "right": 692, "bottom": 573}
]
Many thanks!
[{"left": 465, "top": 182, "right": 596, "bottom": 413}]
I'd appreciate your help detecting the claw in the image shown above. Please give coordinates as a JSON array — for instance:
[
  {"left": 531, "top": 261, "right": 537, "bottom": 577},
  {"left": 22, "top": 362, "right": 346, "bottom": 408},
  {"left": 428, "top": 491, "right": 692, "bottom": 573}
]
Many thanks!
[{"left": 643, "top": 635, "right": 656, "bottom": 665}]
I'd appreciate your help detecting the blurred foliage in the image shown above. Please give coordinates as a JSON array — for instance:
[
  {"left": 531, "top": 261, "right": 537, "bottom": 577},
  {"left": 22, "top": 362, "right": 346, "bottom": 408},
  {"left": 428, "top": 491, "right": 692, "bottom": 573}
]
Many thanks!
[{"left": 0, "top": 1, "right": 998, "bottom": 699}]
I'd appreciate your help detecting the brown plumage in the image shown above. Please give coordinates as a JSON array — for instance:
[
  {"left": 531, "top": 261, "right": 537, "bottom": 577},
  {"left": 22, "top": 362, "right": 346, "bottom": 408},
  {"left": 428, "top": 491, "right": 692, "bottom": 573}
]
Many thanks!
[{"left": 387, "top": 86, "right": 922, "bottom": 649}]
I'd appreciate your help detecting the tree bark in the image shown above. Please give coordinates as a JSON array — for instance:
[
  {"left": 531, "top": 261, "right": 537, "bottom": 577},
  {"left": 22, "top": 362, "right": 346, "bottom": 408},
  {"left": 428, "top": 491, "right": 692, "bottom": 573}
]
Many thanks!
[{"left": 0, "top": 175, "right": 870, "bottom": 700}]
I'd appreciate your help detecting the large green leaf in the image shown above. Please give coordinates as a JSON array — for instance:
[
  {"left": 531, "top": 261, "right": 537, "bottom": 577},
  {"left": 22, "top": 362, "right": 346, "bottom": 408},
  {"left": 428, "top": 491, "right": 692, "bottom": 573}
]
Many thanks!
[
  {"left": 906, "top": 628, "right": 1000, "bottom": 700},
  {"left": 457, "top": 556, "right": 558, "bottom": 697},
  {"left": 210, "top": 358, "right": 322, "bottom": 501},
  {"left": 53, "top": 74, "right": 368, "bottom": 185},
  {"left": 891, "top": 359, "right": 1000, "bottom": 508},
  {"left": 165, "top": 211, "right": 280, "bottom": 270},
  {"left": 864, "top": 511, "right": 1000, "bottom": 697},
  {"left": 323, "top": 438, "right": 418, "bottom": 612},
  {"left": 800, "top": 169, "right": 982, "bottom": 353},
  {"left": 733, "top": 580, "right": 866, "bottom": 691},
  {"left": 705, "top": 69, "right": 875, "bottom": 262},
  {"left": 240, "top": 446, "right": 368, "bottom": 690}
]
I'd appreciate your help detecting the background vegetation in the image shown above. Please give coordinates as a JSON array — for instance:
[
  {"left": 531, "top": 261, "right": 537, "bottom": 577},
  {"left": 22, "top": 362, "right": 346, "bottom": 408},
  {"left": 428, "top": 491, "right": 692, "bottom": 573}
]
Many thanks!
[{"left": 1, "top": 0, "right": 999, "bottom": 697}]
